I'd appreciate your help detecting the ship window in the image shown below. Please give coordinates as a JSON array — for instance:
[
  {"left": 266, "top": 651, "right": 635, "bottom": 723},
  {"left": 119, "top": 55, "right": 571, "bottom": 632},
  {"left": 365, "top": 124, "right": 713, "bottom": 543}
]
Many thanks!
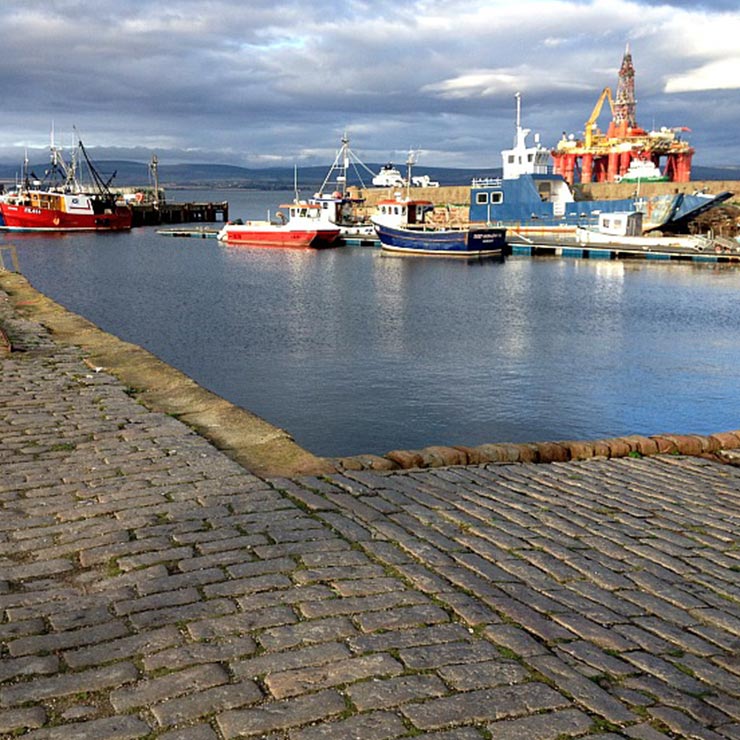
[
  {"left": 507, "top": 155, "right": 515, "bottom": 164},
  {"left": 476, "top": 193, "right": 488, "bottom": 205},
  {"left": 490, "top": 192, "right": 503, "bottom": 204}
]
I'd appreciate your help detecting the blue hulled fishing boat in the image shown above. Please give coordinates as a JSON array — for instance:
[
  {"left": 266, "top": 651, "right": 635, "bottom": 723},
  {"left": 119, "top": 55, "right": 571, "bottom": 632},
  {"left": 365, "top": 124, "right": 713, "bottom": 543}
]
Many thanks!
[
  {"left": 372, "top": 195, "right": 505, "bottom": 257},
  {"left": 371, "top": 153, "right": 506, "bottom": 257}
]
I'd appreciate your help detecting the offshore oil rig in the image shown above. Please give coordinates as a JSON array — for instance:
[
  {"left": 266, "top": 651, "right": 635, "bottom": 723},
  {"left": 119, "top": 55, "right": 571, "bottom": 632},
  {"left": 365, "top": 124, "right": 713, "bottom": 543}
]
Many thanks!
[{"left": 551, "top": 45, "right": 694, "bottom": 185}]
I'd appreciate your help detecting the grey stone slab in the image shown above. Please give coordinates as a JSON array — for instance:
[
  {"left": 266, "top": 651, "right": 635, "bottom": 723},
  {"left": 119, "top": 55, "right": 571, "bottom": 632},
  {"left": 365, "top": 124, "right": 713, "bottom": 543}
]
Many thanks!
[
  {"left": 127, "top": 597, "right": 238, "bottom": 628},
  {"left": 437, "top": 660, "right": 529, "bottom": 690},
  {"left": 109, "top": 663, "right": 229, "bottom": 711},
  {"left": 265, "top": 652, "right": 403, "bottom": 699},
  {"left": 621, "top": 651, "right": 710, "bottom": 695},
  {"left": 346, "top": 673, "right": 448, "bottom": 711},
  {"left": 9, "top": 620, "right": 130, "bottom": 657},
  {"left": 0, "top": 705, "right": 47, "bottom": 734},
  {"left": 156, "top": 725, "right": 219, "bottom": 740},
  {"left": 529, "top": 655, "right": 637, "bottom": 725},
  {"left": 398, "top": 640, "right": 501, "bottom": 670},
  {"left": 483, "top": 623, "right": 551, "bottom": 658},
  {"left": 230, "top": 641, "right": 352, "bottom": 681},
  {"left": 347, "top": 623, "right": 473, "bottom": 655},
  {"left": 0, "top": 654, "right": 60, "bottom": 682},
  {"left": 257, "top": 616, "right": 358, "bottom": 652},
  {"left": 486, "top": 708, "right": 594, "bottom": 740},
  {"left": 63, "top": 625, "right": 183, "bottom": 668},
  {"left": 186, "top": 605, "right": 298, "bottom": 639},
  {"left": 142, "top": 636, "right": 258, "bottom": 672},
  {"left": 290, "top": 710, "right": 409, "bottom": 740},
  {"left": 19, "top": 715, "right": 151, "bottom": 739},
  {"left": 150, "top": 680, "right": 263, "bottom": 727},
  {"left": 216, "top": 689, "right": 346, "bottom": 737},
  {"left": 0, "top": 661, "right": 139, "bottom": 706},
  {"left": 400, "top": 683, "right": 569, "bottom": 730},
  {"left": 649, "top": 705, "right": 727, "bottom": 740}
]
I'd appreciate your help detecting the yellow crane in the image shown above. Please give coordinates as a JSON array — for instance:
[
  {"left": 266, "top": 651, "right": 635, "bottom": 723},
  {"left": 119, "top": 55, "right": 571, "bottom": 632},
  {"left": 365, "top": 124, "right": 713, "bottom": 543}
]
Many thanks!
[{"left": 584, "top": 87, "right": 614, "bottom": 148}]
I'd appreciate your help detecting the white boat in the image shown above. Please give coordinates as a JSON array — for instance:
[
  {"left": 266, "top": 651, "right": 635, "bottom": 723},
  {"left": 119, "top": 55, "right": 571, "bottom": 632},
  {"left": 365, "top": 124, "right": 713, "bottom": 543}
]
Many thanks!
[
  {"left": 217, "top": 201, "right": 340, "bottom": 248},
  {"left": 372, "top": 152, "right": 439, "bottom": 188},
  {"left": 372, "top": 164, "right": 406, "bottom": 188},
  {"left": 411, "top": 174, "right": 440, "bottom": 188},
  {"left": 575, "top": 211, "right": 710, "bottom": 251},
  {"left": 614, "top": 159, "right": 668, "bottom": 183}
]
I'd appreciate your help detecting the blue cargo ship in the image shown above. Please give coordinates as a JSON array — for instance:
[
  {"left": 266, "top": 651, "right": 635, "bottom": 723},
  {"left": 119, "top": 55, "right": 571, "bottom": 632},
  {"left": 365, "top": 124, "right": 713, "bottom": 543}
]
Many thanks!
[{"left": 467, "top": 110, "right": 731, "bottom": 233}]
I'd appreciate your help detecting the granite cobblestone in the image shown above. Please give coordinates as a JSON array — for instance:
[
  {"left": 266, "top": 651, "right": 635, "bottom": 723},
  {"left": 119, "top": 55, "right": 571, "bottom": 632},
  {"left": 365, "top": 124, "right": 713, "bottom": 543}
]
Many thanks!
[{"left": 3, "top": 281, "right": 740, "bottom": 738}]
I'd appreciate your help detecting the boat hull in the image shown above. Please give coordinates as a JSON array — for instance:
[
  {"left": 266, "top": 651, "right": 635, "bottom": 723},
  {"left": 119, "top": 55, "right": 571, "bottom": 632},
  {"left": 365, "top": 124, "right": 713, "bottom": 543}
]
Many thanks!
[
  {"left": 576, "top": 226, "right": 700, "bottom": 249},
  {"left": 217, "top": 223, "right": 340, "bottom": 248},
  {"left": 0, "top": 203, "right": 132, "bottom": 231},
  {"left": 374, "top": 222, "right": 506, "bottom": 257}
]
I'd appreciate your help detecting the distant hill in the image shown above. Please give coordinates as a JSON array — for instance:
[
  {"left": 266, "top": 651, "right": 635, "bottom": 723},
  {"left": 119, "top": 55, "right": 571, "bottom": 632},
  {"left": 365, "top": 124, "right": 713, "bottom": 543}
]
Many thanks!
[
  {"left": 0, "top": 159, "right": 502, "bottom": 189},
  {"left": 1, "top": 160, "right": 737, "bottom": 189}
]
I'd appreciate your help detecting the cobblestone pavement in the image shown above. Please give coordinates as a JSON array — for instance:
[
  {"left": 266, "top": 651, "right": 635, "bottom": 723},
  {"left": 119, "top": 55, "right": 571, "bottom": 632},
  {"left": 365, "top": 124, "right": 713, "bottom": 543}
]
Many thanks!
[{"left": 1, "top": 289, "right": 740, "bottom": 739}]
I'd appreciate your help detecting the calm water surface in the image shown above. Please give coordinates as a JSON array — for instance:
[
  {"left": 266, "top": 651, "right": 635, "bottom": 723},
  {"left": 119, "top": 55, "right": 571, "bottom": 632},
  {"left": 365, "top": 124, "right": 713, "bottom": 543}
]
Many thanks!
[{"left": 4, "top": 188, "right": 740, "bottom": 457}]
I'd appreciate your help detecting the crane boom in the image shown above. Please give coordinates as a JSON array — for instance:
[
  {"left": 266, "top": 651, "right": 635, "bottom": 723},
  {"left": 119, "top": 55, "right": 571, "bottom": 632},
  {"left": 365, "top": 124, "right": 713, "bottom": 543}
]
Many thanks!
[{"left": 584, "top": 87, "right": 614, "bottom": 148}]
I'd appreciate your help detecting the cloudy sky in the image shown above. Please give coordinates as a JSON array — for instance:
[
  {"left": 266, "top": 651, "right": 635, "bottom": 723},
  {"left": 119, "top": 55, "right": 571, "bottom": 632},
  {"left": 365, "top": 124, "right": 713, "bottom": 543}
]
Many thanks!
[{"left": 1, "top": 0, "right": 739, "bottom": 170}]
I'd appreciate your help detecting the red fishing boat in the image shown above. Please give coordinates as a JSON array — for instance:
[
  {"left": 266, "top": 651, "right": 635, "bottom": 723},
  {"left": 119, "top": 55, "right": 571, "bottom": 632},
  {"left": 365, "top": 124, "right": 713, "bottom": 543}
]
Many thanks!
[
  {"left": 217, "top": 201, "right": 340, "bottom": 248},
  {"left": 0, "top": 136, "right": 132, "bottom": 232}
]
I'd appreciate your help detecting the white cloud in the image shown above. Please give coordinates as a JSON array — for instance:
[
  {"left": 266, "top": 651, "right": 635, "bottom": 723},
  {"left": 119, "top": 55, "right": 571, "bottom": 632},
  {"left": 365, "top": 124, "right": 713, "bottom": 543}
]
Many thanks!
[
  {"left": 0, "top": 0, "right": 739, "bottom": 166},
  {"left": 665, "top": 58, "right": 740, "bottom": 92}
]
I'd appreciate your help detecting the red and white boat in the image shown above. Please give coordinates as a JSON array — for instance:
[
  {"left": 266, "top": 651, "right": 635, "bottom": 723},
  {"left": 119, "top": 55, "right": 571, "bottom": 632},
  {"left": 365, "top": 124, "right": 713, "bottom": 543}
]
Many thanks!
[
  {"left": 0, "top": 137, "right": 132, "bottom": 232},
  {"left": 216, "top": 200, "right": 340, "bottom": 248}
]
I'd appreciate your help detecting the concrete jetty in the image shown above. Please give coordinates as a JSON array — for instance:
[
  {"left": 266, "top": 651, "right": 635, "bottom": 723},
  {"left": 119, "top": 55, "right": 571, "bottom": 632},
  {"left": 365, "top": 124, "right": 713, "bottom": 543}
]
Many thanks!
[{"left": 1, "top": 272, "right": 740, "bottom": 739}]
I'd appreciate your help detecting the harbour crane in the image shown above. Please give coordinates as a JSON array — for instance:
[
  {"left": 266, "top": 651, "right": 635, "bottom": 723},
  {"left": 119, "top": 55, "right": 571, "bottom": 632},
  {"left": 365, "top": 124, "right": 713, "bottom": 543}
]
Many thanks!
[{"left": 584, "top": 87, "right": 614, "bottom": 149}]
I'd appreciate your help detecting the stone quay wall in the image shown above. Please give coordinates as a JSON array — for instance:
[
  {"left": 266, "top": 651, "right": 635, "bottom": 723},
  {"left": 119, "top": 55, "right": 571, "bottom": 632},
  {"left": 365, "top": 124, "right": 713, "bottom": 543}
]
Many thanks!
[{"left": 351, "top": 180, "right": 740, "bottom": 211}]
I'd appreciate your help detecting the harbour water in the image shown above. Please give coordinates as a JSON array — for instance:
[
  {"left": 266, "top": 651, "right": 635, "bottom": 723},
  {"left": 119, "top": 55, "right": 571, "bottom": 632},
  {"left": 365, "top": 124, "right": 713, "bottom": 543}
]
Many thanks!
[{"left": 4, "top": 188, "right": 740, "bottom": 458}]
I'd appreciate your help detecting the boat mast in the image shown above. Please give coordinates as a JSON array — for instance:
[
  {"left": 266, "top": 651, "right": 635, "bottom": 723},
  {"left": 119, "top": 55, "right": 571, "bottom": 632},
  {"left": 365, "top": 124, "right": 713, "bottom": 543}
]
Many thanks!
[
  {"left": 405, "top": 149, "right": 417, "bottom": 200},
  {"left": 338, "top": 132, "right": 349, "bottom": 196},
  {"left": 149, "top": 154, "right": 160, "bottom": 207},
  {"left": 317, "top": 133, "right": 376, "bottom": 195},
  {"left": 76, "top": 136, "right": 111, "bottom": 195}
]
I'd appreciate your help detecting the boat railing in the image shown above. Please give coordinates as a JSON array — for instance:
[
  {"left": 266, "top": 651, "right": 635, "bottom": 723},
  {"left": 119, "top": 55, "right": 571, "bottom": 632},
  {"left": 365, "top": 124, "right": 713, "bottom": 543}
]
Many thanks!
[{"left": 471, "top": 177, "right": 504, "bottom": 187}]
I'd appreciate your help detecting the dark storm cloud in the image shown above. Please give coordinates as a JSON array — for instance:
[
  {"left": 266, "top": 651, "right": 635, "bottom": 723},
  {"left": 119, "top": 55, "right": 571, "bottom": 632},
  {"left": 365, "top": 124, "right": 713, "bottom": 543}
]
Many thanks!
[{"left": 0, "top": 0, "right": 738, "bottom": 167}]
